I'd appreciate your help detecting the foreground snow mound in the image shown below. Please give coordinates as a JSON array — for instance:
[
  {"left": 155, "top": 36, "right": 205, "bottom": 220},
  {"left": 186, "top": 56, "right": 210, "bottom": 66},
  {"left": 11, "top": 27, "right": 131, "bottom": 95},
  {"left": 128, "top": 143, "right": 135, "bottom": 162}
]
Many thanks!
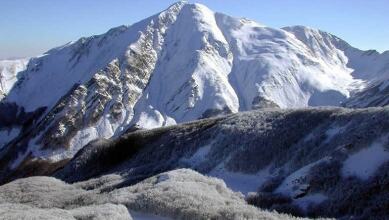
[
  {"left": 109, "top": 169, "right": 301, "bottom": 220},
  {"left": 0, "top": 203, "right": 131, "bottom": 220},
  {"left": 0, "top": 176, "right": 98, "bottom": 208},
  {"left": 0, "top": 169, "right": 306, "bottom": 220}
]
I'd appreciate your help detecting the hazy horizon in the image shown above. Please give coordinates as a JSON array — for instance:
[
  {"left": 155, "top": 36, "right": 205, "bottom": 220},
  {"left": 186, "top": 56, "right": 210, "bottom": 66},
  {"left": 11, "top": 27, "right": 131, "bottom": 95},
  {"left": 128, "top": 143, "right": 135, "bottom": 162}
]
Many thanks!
[{"left": 1, "top": 0, "right": 388, "bottom": 59}]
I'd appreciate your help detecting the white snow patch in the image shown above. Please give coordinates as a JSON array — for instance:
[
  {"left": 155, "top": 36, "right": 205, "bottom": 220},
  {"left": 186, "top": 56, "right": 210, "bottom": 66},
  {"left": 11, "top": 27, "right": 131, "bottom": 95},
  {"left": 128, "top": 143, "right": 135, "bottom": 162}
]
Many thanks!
[
  {"left": 180, "top": 144, "right": 212, "bottom": 166},
  {"left": 378, "top": 80, "right": 389, "bottom": 91},
  {"left": 303, "top": 132, "right": 315, "bottom": 142},
  {"left": 294, "top": 193, "right": 327, "bottom": 210},
  {"left": 136, "top": 105, "right": 165, "bottom": 129},
  {"left": 10, "top": 149, "right": 30, "bottom": 169},
  {"left": 342, "top": 142, "right": 389, "bottom": 180},
  {"left": 209, "top": 164, "right": 271, "bottom": 195},
  {"left": 324, "top": 123, "right": 348, "bottom": 143},
  {"left": 326, "top": 127, "right": 342, "bottom": 138},
  {"left": 276, "top": 157, "right": 330, "bottom": 197},
  {"left": 0, "top": 58, "right": 29, "bottom": 98},
  {"left": 130, "top": 211, "right": 172, "bottom": 220},
  {"left": 0, "top": 127, "right": 20, "bottom": 149},
  {"left": 157, "top": 174, "right": 170, "bottom": 183}
]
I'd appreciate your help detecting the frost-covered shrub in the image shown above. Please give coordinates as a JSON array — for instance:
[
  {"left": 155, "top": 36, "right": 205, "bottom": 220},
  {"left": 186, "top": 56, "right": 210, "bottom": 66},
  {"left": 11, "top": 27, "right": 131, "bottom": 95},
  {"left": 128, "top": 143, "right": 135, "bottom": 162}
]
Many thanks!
[
  {"left": 0, "top": 169, "right": 305, "bottom": 220},
  {"left": 110, "top": 169, "right": 299, "bottom": 220},
  {"left": 224, "top": 109, "right": 335, "bottom": 173}
]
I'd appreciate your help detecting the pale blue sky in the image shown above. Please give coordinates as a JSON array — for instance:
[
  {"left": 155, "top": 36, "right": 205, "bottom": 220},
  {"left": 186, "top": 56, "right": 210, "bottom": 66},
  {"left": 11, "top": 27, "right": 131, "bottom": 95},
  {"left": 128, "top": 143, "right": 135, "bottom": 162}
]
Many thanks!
[{"left": 1, "top": 0, "right": 388, "bottom": 59}]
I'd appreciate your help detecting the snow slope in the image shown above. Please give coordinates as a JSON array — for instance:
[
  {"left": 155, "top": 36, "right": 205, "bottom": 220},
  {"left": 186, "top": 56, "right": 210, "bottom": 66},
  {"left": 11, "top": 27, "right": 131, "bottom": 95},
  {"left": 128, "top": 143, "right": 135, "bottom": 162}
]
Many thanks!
[
  {"left": 342, "top": 140, "right": 389, "bottom": 180},
  {"left": 343, "top": 78, "right": 389, "bottom": 107},
  {"left": 1, "top": 2, "right": 389, "bottom": 177},
  {"left": 0, "top": 58, "right": 29, "bottom": 99}
]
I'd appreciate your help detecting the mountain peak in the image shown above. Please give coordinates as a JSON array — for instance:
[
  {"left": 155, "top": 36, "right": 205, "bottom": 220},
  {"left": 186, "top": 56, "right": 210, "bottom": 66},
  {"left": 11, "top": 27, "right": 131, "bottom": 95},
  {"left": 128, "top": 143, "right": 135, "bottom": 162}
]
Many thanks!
[
  {"left": 1, "top": 1, "right": 389, "bottom": 185},
  {"left": 166, "top": 0, "right": 188, "bottom": 11}
]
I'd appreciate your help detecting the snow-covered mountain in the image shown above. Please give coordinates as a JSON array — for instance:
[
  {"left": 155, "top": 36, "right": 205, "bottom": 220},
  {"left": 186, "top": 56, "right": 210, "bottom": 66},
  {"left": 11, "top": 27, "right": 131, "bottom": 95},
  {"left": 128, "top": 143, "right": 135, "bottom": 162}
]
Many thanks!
[
  {"left": 0, "top": 58, "right": 29, "bottom": 99},
  {"left": 1, "top": 2, "right": 389, "bottom": 181}
]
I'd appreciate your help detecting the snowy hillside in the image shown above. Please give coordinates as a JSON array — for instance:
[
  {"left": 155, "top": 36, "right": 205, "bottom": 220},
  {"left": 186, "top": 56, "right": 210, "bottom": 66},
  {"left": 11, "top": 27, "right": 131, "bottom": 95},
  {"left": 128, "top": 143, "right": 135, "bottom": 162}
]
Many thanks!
[
  {"left": 2, "top": 107, "right": 389, "bottom": 218},
  {"left": 0, "top": 58, "right": 28, "bottom": 100},
  {"left": 0, "top": 1, "right": 389, "bottom": 186},
  {"left": 343, "top": 73, "right": 389, "bottom": 107},
  {"left": 52, "top": 107, "right": 389, "bottom": 219}
]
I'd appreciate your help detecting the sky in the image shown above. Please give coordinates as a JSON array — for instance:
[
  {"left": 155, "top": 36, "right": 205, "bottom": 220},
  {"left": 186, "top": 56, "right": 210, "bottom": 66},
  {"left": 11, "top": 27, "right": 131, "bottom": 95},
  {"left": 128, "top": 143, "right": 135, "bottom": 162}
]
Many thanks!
[{"left": 0, "top": 0, "right": 388, "bottom": 59}]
